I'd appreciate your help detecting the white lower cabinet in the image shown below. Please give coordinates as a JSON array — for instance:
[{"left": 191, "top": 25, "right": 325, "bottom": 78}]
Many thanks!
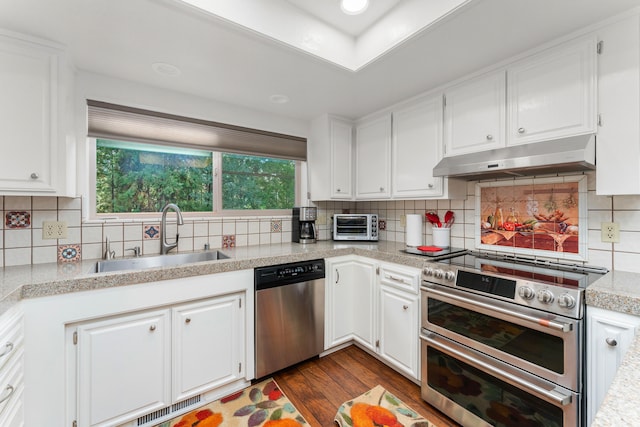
[
  {"left": 325, "top": 256, "right": 376, "bottom": 351},
  {"left": 172, "top": 295, "right": 244, "bottom": 402},
  {"left": 76, "top": 309, "right": 172, "bottom": 427},
  {"left": 586, "top": 306, "right": 640, "bottom": 426},
  {"left": 73, "top": 293, "right": 245, "bottom": 427},
  {"left": 325, "top": 257, "right": 421, "bottom": 381}
]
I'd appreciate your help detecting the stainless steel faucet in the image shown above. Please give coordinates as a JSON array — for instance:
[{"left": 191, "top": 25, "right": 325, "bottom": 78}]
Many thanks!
[{"left": 160, "top": 203, "right": 184, "bottom": 255}]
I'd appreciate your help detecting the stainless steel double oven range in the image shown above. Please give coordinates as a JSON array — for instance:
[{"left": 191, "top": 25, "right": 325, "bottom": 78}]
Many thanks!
[{"left": 419, "top": 251, "right": 607, "bottom": 427}]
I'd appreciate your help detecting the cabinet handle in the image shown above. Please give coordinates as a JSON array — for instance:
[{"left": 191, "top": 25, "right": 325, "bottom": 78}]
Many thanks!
[
  {"left": 30, "top": 172, "right": 39, "bottom": 179},
  {"left": 486, "top": 134, "right": 493, "bottom": 140},
  {"left": 149, "top": 325, "right": 156, "bottom": 332},
  {"left": 402, "top": 305, "right": 409, "bottom": 310},
  {"left": 335, "top": 269, "right": 340, "bottom": 284},
  {"left": 336, "top": 188, "right": 341, "bottom": 192},
  {"left": 185, "top": 318, "right": 191, "bottom": 324},
  {"left": 0, "top": 385, "right": 14, "bottom": 405},
  {"left": 387, "top": 274, "right": 405, "bottom": 284},
  {"left": 606, "top": 337, "right": 618, "bottom": 347},
  {"left": 0, "top": 342, "right": 13, "bottom": 359},
  {"left": 428, "top": 183, "right": 434, "bottom": 188},
  {"left": 379, "top": 187, "right": 384, "bottom": 192},
  {"left": 518, "top": 127, "right": 526, "bottom": 134}
]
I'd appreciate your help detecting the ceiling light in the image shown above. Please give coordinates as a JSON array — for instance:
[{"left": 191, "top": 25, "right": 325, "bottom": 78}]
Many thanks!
[
  {"left": 340, "top": 0, "right": 369, "bottom": 15},
  {"left": 152, "top": 62, "right": 181, "bottom": 77},
  {"left": 269, "top": 94, "right": 290, "bottom": 104}
]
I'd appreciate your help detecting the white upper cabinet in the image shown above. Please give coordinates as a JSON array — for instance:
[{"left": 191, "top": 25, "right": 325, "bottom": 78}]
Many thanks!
[
  {"left": 0, "top": 30, "right": 75, "bottom": 196},
  {"left": 443, "top": 71, "right": 506, "bottom": 157},
  {"left": 355, "top": 115, "right": 392, "bottom": 199},
  {"left": 308, "top": 114, "right": 353, "bottom": 200},
  {"left": 596, "top": 14, "right": 640, "bottom": 195},
  {"left": 392, "top": 95, "right": 444, "bottom": 198},
  {"left": 507, "top": 36, "right": 597, "bottom": 145}
]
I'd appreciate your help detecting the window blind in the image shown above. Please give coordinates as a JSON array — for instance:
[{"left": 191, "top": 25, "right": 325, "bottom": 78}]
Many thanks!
[{"left": 87, "top": 100, "right": 307, "bottom": 161}]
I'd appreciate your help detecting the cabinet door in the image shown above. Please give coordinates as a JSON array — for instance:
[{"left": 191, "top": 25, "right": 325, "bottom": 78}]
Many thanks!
[
  {"left": 325, "top": 258, "right": 355, "bottom": 349},
  {"left": 330, "top": 118, "right": 354, "bottom": 199},
  {"left": 173, "top": 294, "right": 244, "bottom": 402},
  {"left": 351, "top": 259, "right": 376, "bottom": 351},
  {"left": 508, "top": 36, "right": 596, "bottom": 145},
  {"left": 76, "top": 309, "right": 171, "bottom": 427},
  {"left": 378, "top": 286, "right": 419, "bottom": 380},
  {"left": 0, "top": 36, "right": 57, "bottom": 193},
  {"left": 586, "top": 307, "right": 640, "bottom": 426},
  {"left": 444, "top": 71, "right": 505, "bottom": 156},
  {"left": 392, "top": 96, "right": 444, "bottom": 198},
  {"left": 356, "top": 115, "right": 391, "bottom": 199}
]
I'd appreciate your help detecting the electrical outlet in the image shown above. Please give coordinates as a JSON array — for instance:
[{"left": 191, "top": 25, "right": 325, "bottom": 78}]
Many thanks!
[
  {"left": 601, "top": 222, "right": 620, "bottom": 243},
  {"left": 42, "top": 221, "right": 68, "bottom": 239},
  {"left": 400, "top": 214, "right": 406, "bottom": 228}
]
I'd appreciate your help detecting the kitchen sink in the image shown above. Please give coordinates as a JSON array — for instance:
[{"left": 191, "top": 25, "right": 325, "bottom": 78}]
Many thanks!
[{"left": 92, "top": 250, "right": 230, "bottom": 273}]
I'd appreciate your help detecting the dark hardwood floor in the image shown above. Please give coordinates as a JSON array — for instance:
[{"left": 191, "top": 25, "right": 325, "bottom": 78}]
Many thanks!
[{"left": 272, "top": 345, "right": 460, "bottom": 427}]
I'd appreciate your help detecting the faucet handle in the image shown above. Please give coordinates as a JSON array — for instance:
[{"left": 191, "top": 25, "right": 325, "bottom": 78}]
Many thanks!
[{"left": 126, "top": 246, "right": 142, "bottom": 257}]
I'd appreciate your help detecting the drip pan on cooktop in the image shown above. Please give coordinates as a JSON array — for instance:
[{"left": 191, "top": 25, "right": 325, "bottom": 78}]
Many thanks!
[{"left": 402, "top": 246, "right": 468, "bottom": 259}]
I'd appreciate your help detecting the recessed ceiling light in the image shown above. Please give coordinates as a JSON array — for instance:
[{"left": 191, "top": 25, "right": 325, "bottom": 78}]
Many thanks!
[
  {"left": 269, "top": 94, "right": 290, "bottom": 104},
  {"left": 152, "top": 62, "right": 181, "bottom": 77},
  {"left": 340, "top": 0, "right": 369, "bottom": 15}
]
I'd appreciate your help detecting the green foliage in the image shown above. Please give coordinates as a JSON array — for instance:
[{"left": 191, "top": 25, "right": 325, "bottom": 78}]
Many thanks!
[
  {"left": 96, "top": 140, "right": 213, "bottom": 213},
  {"left": 221, "top": 153, "right": 295, "bottom": 210},
  {"left": 96, "top": 140, "right": 296, "bottom": 213}
]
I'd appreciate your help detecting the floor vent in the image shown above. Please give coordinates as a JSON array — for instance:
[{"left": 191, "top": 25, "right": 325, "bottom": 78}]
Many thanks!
[{"left": 136, "top": 395, "right": 202, "bottom": 426}]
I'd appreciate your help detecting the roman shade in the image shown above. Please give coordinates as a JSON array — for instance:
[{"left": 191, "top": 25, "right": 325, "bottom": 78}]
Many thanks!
[{"left": 87, "top": 100, "right": 307, "bottom": 161}]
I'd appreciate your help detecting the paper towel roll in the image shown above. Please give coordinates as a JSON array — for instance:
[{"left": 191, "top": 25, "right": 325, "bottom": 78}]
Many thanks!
[{"left": 406, "top": 214, "right": 423, "bottom": 247}]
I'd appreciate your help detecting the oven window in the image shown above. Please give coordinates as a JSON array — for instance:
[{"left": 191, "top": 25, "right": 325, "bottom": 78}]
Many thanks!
[
  {"left": 428, "top": 299, "right": 564, "bottom": 374},
  {"left": 336, "top": 217, "right": 367, "bottom": 234},
  {"left": 427, "top": 347, "right": 564, "bottom": 427}
]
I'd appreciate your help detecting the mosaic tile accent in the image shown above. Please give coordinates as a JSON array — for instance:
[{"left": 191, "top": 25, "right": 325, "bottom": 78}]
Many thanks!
[
  {"left": 270, "top": 219, "right": 282, "bottom": 233},
  {"left": 5, "top": 211, "right": 31, "bottom": 228},
  {"left": 222, "top": 234, "right": 236, "bottom": 248},
  {"left": 144, "top": 225, "right": 160, "bottom": 239},
  {"left": 58, "top": 244, "right": 81, "bottom": 263},
  {"left": 378, "top": 220, "right": 386, "bottom": 231}
]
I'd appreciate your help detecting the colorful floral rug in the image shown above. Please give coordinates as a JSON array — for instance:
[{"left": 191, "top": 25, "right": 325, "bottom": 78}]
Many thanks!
[
  {"left": 335, "top": 385, "right": 434, "bottom": 427},
  {"left": 157, "top": 378, "right": 308, "bottom": 427}
]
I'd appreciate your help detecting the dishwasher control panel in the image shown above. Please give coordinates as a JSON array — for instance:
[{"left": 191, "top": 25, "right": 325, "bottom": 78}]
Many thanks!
[{"left": 255, "top": 259, "right": 325, "bottom": 290}]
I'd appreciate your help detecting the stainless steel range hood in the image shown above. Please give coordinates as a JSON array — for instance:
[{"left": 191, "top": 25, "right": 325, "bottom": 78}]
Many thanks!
[{"left": 433, "top": 134, "right": 595, "bottom": 180}]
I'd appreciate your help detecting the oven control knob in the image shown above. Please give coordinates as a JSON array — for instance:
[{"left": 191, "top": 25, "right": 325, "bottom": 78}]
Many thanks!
[
  {"left": 518, "top": 286, "right": 535, "bottom": 300},
  {"left": 444, "top": 271, "right": 456, "bottom": 282},
  {"left": 537, "top": 289, "right": 555, "bottom": 304},
  {"left": 423, "top": 267, "right": 434, "bottom": 277},
  {"left": 557, "top": 293, "right": 576, "bottom": 309},
  {"left": 434, "top": 269, "right": 444, "bottom": 279}
]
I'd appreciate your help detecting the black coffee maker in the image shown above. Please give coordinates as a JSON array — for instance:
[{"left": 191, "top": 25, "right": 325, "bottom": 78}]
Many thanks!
[{"left": 292, "top": 207, "right": 317, "bottom": 244}]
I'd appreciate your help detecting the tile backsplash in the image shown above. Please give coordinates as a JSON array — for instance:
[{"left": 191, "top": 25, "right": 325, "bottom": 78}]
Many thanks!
[
  {"left": 0, "top": 195, "right": 291, "bottom": 268},
  {"left": 313, "top": 173, "right": 640, "bottom": 274},
  {"left": 2, "top": 172, "right": 640, "bottom": 273}
]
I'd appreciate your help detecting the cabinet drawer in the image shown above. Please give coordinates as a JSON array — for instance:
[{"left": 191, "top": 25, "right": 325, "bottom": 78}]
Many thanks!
[
  {"left": 0, "top": 347, "right": 23, "bottom": 418},
  {"left": 379, "top": 264, "right": 420, "bottom": 294},
  {"left": 0, "top": 310, "right": 22, "bottom": 373}
]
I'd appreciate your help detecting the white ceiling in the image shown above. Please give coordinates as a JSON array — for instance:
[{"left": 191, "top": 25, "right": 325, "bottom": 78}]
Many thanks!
[{"left": 0, "top": 0, "right": 638, "bottom": 124}]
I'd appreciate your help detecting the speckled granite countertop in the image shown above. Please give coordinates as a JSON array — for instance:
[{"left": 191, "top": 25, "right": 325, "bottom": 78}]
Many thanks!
[
  {"left": 0, "top": 241, "right": 429, "bottom": 314},
  {"left": 587, "top": 270, "right": 640, "bottom": 426}
]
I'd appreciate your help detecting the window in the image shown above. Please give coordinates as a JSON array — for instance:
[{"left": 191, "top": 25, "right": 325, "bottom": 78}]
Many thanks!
[{"left": 94, "top": 139, "right": 298, "bottom": 216}]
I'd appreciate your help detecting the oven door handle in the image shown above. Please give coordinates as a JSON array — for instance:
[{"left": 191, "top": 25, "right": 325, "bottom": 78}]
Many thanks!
[
  {"left": 423, "top": 333, "right": 572, "bottom": 407},
  {"left": 426, "top": 286, "right": 573, "bottom": 333}
]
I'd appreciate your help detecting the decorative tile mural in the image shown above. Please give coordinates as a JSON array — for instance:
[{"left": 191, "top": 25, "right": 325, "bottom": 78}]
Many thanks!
[
  {"left": 6, "top": 211, "right": 31, "bottom": 228},
  {"left": 58, "top": 244, "right": 82, "bottom": 263},
  {"left": 476, "top": 176, "right": 586, "bottom": 260}
]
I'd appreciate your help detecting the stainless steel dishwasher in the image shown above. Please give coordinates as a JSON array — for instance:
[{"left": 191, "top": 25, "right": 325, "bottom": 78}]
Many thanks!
[{"left": 255, "top": 259, "right": 325, "bottom": 378}]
